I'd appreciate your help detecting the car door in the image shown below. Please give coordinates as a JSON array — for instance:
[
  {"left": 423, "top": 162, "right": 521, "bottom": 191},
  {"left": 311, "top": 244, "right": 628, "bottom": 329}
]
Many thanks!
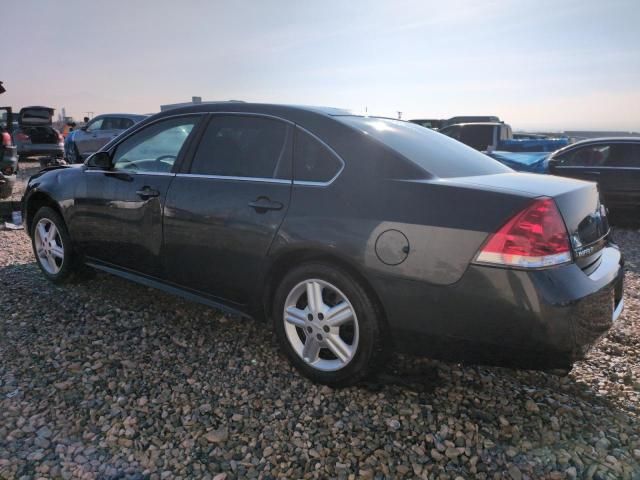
[
  {"left": 162, "top": 114, "right": 293, "bottom": 305},
  {"left": 549, "top": 142, "right": 609, "bottom": 189},
  {"left": 74, "top": 117, "right": 103, "bottom": 156},
  {"left": 599, "top": 142, "right": 640, "bottom": 210},
  {"left": 71, "top": 115, "right": 202, "bottom": 277}
]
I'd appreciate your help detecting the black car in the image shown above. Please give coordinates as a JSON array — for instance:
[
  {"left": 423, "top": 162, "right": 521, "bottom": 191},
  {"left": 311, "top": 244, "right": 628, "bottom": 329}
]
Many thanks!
[
  {"left": 22, "top": 103, "right": 624, "bottom": 386},
  {"left": 548, "top": 138, "right": 640, "bottom": 214}
]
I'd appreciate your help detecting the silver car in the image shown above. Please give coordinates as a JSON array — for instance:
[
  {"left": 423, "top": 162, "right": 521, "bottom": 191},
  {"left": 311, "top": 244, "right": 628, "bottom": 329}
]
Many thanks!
[{"left": 66, "top": 113, "right": 147, "bottom": 163}]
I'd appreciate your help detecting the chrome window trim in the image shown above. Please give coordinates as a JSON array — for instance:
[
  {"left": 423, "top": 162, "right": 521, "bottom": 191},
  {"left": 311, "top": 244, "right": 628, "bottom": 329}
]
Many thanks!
[
  {"left": 175, "top": 173, "right": 291, "bottom": 184},
  {"left": 85, "top": 170, "right": 176, "bottom": 176},
  {"left": 292, "top": 125, "right": 345, "bottom": 187}
]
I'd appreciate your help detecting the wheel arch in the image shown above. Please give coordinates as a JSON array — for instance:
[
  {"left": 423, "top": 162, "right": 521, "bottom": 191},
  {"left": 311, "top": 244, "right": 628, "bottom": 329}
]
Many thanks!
[
  {"left": 261, "top": 247, "right": 388, "bottom": 330},
  {"left": 25, "top": 192, "right": 64, "bottom": 235}
]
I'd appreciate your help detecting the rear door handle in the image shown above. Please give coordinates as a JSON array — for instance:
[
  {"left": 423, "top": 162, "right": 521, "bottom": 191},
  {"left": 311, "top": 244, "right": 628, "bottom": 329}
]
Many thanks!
[
  {"left": 248, "top": 197, "right": 283, "bottom": 213},
  {"left": 136, "top": 187, "right": 160, "bottom": 199}
]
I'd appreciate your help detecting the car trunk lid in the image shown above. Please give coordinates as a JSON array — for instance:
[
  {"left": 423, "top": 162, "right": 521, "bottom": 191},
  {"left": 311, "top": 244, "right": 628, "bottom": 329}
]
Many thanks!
[
  {"left": 444, "top": 172, "right": 609, "bottom": 270},
  {"left": 18, "top": 106, "right": 54, "bottom": 127}
]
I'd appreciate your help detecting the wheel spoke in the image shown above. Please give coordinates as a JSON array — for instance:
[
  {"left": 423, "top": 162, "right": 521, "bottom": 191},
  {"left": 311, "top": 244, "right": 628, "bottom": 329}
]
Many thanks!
[
  {"left": 302, "top": 337, "right": 320, "bottom": 363},
  {"left": 326, "top": 333, "right": 353, "bottom": 363},
  {"left": 47, "top": 224, "right": 58, "bottom": 242},
  {"left": 325, "top": 301, "right": 354, "bottom": 327},
  {"left": 36, "top": 222, "right": 47, "bottom": 242},
  {"left": 306, "top": 281, "right": 325, "bottom": 313},
  {"left": 46, "top": 253, "right": 58, "bottom": 273},
  {"left": 285, "top": 307, "right": 307, "bottom": 328},
  {"left": 50, "top": 244, "right": 64, "bottom": 259}
]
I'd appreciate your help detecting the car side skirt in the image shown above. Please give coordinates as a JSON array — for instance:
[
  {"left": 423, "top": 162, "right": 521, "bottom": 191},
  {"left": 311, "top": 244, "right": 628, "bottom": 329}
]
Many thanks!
[{"left": 85, "top": 260, "right": 252, "bottom": 320}]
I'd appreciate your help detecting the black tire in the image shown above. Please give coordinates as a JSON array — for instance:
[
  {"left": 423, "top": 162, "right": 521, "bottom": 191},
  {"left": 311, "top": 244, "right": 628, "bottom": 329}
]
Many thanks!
[
  {"left": 30, "top": 206, "right": 87, "bottom": 284},
  {"left": 272, "top": 262, "right": 387, "bottom": 387},
  {"left": 67, "top": 143, "right": 81, "bottom": 164}
]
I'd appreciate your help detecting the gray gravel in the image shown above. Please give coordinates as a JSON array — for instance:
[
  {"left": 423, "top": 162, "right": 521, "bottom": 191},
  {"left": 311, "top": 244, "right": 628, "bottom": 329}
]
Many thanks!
[{"left": 0, "top": 221, "right": 639, "bottom": 479}]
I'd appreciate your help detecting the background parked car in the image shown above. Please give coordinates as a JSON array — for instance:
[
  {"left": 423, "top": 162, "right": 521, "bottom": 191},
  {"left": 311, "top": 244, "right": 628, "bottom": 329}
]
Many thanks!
[
  {"left": 13, "top": 106, "right": 64, "bottom": 161},
  {"left": 548, "top": 138, "right": 640, "bottom": 216},
  {"left": 0, "top": 127, "right": 17, "bottom": 199},
  {"left": 65, "top": 113, "right": 147, "bottom": 163}
]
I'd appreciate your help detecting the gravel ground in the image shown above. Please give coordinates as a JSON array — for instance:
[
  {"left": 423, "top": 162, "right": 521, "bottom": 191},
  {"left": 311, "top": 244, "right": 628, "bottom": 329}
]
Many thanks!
[{"left": 0, "top": 219, "right": 639, "bottom": 479}]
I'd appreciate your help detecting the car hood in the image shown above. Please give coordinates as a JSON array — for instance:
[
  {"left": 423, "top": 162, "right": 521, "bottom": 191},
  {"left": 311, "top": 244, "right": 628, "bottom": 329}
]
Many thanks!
[{"left": 19, "top": 106, "right": 54, "bottom": 127}]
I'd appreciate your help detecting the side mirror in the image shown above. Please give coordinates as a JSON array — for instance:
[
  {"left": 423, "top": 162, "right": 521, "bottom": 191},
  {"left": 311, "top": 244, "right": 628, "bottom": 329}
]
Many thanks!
[{"left": 87, "top": 152, "right": 113, "bottom": 170}]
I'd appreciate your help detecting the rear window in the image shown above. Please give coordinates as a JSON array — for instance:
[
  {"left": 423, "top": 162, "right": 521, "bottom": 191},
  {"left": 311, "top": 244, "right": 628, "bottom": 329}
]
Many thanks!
[{"left": 337, "top": 117, "right": 510, "bottom": 178}]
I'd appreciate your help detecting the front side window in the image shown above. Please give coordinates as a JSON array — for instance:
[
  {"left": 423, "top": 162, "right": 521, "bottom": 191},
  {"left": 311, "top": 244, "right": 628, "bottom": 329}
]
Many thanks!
[
  {"left": 86, "top": 118, "right": 103, "bottom": 132},
  {"left": 557, "top": 144, "right": 611, "bottom": 167},
  {"left": 293, "top": 127, "right": 343, "bottom": 183},
  {"left": 112, "top": 116, "right": 198, "bottom": 173},
  {"left": 190, "top": 115, "right": 291, "bottom": 179}
]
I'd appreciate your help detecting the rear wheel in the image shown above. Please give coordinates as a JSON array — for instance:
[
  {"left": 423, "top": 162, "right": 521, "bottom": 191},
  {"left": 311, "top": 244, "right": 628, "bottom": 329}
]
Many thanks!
[
  {"left": 30, "top": 207, "right": 86, "bottom": 284},
  {"left": 273, "top": 262, "right": 386, "bottom": 386}
]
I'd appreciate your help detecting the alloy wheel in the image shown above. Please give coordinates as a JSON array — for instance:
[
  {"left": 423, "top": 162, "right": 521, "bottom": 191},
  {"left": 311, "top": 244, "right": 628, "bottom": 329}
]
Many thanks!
[
  {"left": 283, "top": 279, "right": 359, "bottom": 371},
  {"left": 34, "top": 218, "right": 64, "bottom": 275}
]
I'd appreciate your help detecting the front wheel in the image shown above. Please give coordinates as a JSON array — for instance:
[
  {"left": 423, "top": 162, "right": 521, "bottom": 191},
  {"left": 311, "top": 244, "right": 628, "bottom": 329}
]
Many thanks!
[
  {"left": 273, "top": 262, "right": 386, "bottom": 387},
  {"left": 30, "top": 206, "right": 85, "bottom": 283}
]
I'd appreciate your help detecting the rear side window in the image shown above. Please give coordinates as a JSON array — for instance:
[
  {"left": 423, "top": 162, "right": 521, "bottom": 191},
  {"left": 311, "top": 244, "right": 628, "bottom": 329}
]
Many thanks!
[
  {"left": 337, "top": 117, "right": 510, "bottom": 178},
  {"left": 459, "top": 125, "right": 495, "bottom": 150},
  {"left": 293, "top": 127, "right": 343, "bottom": 183},
  {"left": 190, "top": 115, "right": 291, "bottom": 179},
  {"left": 605, "top": 143, "right": 638, "bottom": 167}
]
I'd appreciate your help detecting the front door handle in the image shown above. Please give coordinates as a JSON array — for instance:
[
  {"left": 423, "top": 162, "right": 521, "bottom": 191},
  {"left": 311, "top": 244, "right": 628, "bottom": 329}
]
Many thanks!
[
  {"left": 248, "top": 197, "right": 283, "bottom": 213},
  {"left": 136, "top": 187, "right": 160, "bottom": 199}
]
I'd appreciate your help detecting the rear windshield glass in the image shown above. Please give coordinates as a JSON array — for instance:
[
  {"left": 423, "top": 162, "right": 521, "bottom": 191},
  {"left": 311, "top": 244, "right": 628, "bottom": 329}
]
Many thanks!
[{"left": 337, "top": 116, "right": 511, "bottom": 178}]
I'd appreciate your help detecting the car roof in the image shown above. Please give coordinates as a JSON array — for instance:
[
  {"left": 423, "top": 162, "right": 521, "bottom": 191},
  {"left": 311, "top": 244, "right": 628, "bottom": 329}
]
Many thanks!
[
  {"left": 550, "top": 136, "right": 640, "bottom": 157},
  {"left": 153, "top": 102, "right": 352, "bottom": 118},
  {"left": 443, "top": 122, "right": 504, "bottom": 127},
  {"left": 95, "top": 113, "right": 148, "bottom": 118}
]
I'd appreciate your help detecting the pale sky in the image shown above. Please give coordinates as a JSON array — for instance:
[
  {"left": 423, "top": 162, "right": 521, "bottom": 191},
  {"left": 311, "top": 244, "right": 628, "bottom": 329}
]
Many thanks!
[{"left": 2, "top": 0, "right": 639, "bottom": 131}]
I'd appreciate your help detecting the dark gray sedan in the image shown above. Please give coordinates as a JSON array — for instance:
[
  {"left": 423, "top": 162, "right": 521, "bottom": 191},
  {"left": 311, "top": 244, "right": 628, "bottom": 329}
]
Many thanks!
[{"left": 22, "top": 103, "right": 624, "bottom": 386}]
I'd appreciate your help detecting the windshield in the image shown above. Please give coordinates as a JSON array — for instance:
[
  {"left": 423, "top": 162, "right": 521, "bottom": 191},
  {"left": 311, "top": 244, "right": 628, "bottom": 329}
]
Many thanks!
[{"left": 337, "top": 116, "right": 511, "bottom": 178}]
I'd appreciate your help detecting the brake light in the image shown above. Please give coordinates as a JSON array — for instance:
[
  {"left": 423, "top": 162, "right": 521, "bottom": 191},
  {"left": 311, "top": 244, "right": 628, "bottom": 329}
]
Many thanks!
[
  {"left": 475, "top": 197, "right": 571, "bottom": 268},
  {"left": 1, "top": 132, "right": 11, "bottom": 146},
  {"left": 16, "top": 132, "right": 30, "bottom": 142}
]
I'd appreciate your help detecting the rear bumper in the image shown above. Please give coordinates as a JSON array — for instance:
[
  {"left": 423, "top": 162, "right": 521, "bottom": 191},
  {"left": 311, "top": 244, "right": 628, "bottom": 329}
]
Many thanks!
[
  {"left": 373, "top": 245, "right": 624, "bottom": 370},
  {"left": 17, "top": 144, "right": 64, "bottom": 157}
]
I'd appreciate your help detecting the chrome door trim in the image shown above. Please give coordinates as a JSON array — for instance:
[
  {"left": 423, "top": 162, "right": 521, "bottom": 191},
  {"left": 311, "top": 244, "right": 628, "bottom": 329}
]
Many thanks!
[{"left": 175, "top": 173, "right": 291, "bottom": 184}]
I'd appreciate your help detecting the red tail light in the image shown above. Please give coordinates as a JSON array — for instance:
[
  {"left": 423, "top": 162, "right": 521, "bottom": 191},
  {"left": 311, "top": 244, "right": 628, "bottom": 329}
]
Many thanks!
[
  {"left": 1, "top": 132, "right": 11, "bottom": 146},
  {"left": 475, "top": 197, "right": 571, "bottom": 268},
  {"left": 16, "top": 132, "right": 30, "bottom": 142}
]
